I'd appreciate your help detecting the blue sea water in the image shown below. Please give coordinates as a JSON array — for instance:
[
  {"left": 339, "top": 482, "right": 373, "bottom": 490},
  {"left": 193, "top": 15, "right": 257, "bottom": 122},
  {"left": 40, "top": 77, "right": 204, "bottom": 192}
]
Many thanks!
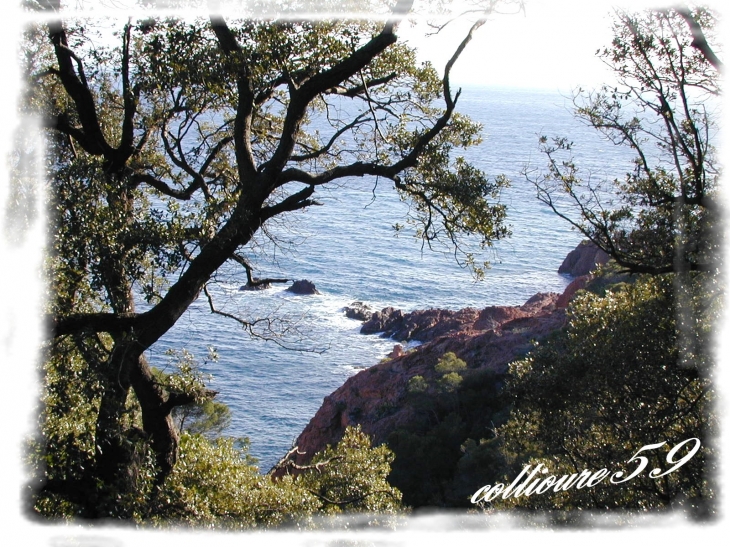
[{"left": 146, "top": 86, "right": 636, "bottom": 470}]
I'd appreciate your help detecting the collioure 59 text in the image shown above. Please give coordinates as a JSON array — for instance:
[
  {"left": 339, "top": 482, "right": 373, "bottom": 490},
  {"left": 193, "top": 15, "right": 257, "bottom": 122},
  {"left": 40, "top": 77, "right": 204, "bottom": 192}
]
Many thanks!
[{"left": 471, "top": 438, "right": 701, "bottom": 504}]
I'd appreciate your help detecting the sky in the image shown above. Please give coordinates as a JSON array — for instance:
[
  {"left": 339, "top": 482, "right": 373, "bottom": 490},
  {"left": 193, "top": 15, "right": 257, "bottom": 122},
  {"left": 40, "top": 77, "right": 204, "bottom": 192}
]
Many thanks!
[
  {"left": 3, "top": 1, "right": 722, "bottom": 91},
  {"left": 0, "top": 0, "right": 728, "bottom": 545},
  {"left": 398, "top": 0, "right": 726, "bottom": 91},
  {"left": 401, "top": 0, "right": 620, "bottom": 91},
  {"left": 4, "top": 1, "right": 704, "bottom": 90}
]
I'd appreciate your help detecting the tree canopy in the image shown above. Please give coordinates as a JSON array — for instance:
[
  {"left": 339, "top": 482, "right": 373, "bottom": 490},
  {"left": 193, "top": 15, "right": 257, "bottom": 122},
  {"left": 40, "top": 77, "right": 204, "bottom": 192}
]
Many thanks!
[
  {"left": 487, "top": 5, "right": 721, "bottom": 518},
  {"left": 28, "top": 0, "right": 508, "bottom": 520},
  {"left": 527, "top": 6, "right": 721, "bottom": 275},
  {"left": 495, "top": 275, "right": 716, "bottom": 514}
]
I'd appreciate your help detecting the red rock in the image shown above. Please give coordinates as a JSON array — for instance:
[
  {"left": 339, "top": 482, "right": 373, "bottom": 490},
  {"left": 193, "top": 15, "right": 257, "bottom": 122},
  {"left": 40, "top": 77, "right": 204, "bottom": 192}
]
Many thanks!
[
  {"left": 285, "top": 292, "right": 566, "bottom": 468},
  {"left": 473, "top": 306, "right": 525, "bottom": 331},
  {"left": 556, "top": 275, "right": 591, "bottom": 308},
  {"left": 558, "top": 241, "right": 610, "bottom": 276},
  {"left": 388, "top": 344, "right": 404, "bottom": 359}
]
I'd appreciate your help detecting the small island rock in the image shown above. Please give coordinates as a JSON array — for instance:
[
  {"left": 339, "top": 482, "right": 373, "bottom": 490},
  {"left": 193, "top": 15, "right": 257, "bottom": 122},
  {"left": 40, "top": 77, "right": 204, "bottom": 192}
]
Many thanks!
[
  {"left": 239, "top": 280, "right": 272, "bottom": 291},
  {"left": 286, "top": 279, "right": 321, "bottom": 295}
]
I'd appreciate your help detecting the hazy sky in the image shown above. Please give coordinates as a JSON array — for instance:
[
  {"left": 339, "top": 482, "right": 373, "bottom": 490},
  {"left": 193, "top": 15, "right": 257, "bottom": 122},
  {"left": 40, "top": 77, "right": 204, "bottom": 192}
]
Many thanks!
[{"left": 6, "top": 0, "right": 724, "bottom": 93}]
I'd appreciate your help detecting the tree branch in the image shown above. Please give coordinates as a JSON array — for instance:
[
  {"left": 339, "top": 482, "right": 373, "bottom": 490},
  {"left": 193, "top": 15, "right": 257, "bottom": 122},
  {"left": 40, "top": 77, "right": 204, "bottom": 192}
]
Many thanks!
[
  {"left": 209, "top": 14, "right": 259, "bottom": 184},
  {"left": 259, "top": 2, "right": 413, "bottom": 182},
  {"left": 161, "top": 130, "right": 213, "bottom": 199},
  {"left": 324, "top": 72, "right": 398, "bottom": 97},
  {"left": 51, "top": 312, "right": 141, "bottom": 338},
  {"left": 230, "top": 253, "right": 289, "bottom": 287},
  {"left": 46, "top": 113, "right": 100, "bottom": 155},
  {"left": 306, "top": 488, "right": 397, "bottom": 507},
  {"left": 274, "top": 18, "right": 484, "bottom": 188},
  {"left": 130, "top": 173, "right": 200, "bottom": 200},
  {"left": 277, "top": 162, "right": 397, "bottom": 188},
  {"left": 672, "top": 6, "right": 723, "bottom": 71},
  {"left": 269, "top": 445, "right": 344, "bottom": 475},
  {"left": 260, "top": 184, "right": 320, "bottom": 219},
  {"left": 289, "top": 112, "right": 370, "bottom": 163},
  {"left": 119, "top": 21, "right": 139, "bottom": 162}
]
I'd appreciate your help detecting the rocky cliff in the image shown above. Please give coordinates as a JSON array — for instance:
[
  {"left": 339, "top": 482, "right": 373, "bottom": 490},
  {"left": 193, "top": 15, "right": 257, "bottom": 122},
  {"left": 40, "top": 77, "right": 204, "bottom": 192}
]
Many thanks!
[
  {"left": 288, "top": 290, "right": 571, "bottom": 467},
  {"left": 558, "top": 240, "right": 609, "bottom": 276},
  {"left": 276, "top": 241, "right": 618, "bottom": 506}
]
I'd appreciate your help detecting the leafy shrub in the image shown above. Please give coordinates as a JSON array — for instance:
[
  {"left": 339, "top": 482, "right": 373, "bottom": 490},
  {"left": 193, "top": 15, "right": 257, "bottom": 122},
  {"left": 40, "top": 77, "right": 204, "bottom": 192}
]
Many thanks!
[
  {"left": 407, "top": 375, "right": 428, "bottom": 394},
  {"left": 495, "top": 275, "right": 716, "bottom": 513},
  {"left": 150, "top": 434, "right": 319, "bottom": 529},
  {"left": 437, "top": 371, "right": 463, "bottom": 392},
  {"left": 435, "top": 352, "right": 467, "bottom": 374},
  {"left": 298, "top": 426, "right": 403, "bottom": 516}
]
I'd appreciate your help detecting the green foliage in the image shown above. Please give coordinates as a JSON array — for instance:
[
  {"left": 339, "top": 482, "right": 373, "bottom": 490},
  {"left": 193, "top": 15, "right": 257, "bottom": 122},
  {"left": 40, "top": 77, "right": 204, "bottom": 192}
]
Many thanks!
[
  {"left": 149, "top": 425, "right": 401, "bottom": 528},
  {"left": 150, "top": 434, "right": 319, "bottom": 529},
  {"left": 394, "top": 124, "right": 510, "bottom": 278},
  {"left": 407, "top": 375, "right": 428, "bottom": 394},
  {"left": 33, "top": 339, "right": 100, "bottom": 476},
  {"left": 437, "top": 372, "right": 463, "bottom": 393},
  {"left": 174, "top": 399, "right": 233, "bottom": 438},
  {"left": 384, "top": 271, "right": 717, "bottom": 513},
  {"left": 30, "top": 337, "right": 160, "bottom": 519},
  {"left": 150, "top": 348, "right": 233, "bottom": 437},
  {"left": 433, "top": 352, "right": 467, "bottom": 393},
  {"left": 32, "top": 341, "right": 403, "bottom": 526},
  {"left": 34, "top": 405, "right": 401, "bottom": 528},
  {"left": 452, "top": 436, "right": 509, "bottom": 504},
  {"left": 434, "top": 352, "right": 467, "bottom": 374},
  {"left": 387, "top": 413, "right": 469, "bottom": 506},
  {"left": 494, "top": 275, "right": 716, "bottom": 512},
  {"left": 387, "top": 367, "right": 507, "bottom": 507},
  {"left": 156, "top": 348, "right": 216, "bottom": 404},
  {"left": 298, "top": 426, "right": 402, "bottom": 516}
]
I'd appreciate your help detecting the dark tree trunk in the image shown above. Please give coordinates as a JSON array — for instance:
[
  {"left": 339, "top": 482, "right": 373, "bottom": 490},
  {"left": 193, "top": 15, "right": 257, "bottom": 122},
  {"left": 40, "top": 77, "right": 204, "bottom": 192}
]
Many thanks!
[
  {"left": 129, "top": 352, "right": 180, "bottom": 483},
  {"left": 87, "top": 336, "right": 134, "bottom": 517}
]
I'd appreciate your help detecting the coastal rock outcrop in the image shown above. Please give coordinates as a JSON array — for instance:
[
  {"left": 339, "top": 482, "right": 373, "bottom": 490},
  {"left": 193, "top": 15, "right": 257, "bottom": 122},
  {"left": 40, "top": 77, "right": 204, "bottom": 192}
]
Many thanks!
[
  {"left": 360, "top": 306, "right": 484, "bottom": 342},
  {"left": 556, "top": 275, "right": 591, "bottom": 308},
  {"left": 289, "top": 291, "right": 567, "bottom": 467},
  {"left": 286, "top": 279, "right": 321, "bottom": 295},
  {"left": 558, "top": 240, "right": 610, "bottom": 277},
  {"left": 344, "top": 301, "right": 374, "bottom": 321},
  {"left": 239, "top": 280, "right": 273, "bottom": 291},
  {"left": 360, "top": 307, "right": 402, "bottom": 334}
]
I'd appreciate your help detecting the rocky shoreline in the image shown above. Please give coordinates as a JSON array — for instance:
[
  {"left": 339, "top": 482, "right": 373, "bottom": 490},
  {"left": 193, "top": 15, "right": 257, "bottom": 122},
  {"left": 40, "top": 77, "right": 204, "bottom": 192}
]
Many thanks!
[
  {"left": 287, "top": 291, "right": 565, "bottom": 468},
  {"left": 277, "top": 241, "right": 607, "bottom": 471}
]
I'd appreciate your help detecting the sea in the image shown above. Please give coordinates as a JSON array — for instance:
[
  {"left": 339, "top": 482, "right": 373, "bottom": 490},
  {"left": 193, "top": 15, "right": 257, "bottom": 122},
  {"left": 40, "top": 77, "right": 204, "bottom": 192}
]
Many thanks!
[{"left": 145, "top": 85, "right": 636, "bottom": 471}]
